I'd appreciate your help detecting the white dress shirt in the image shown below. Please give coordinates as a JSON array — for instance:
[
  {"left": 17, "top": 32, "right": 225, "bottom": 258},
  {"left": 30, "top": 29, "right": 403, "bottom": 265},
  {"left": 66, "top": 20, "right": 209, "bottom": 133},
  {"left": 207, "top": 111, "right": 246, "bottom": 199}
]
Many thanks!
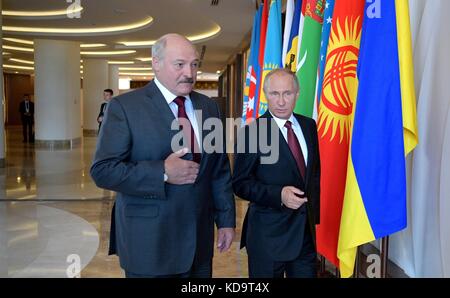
[
  {"left": 154, "top": 78, "right": 201, "bottom": 145},
  {"left": 270, "top": 112, "right": 308, "bottom": 165}
]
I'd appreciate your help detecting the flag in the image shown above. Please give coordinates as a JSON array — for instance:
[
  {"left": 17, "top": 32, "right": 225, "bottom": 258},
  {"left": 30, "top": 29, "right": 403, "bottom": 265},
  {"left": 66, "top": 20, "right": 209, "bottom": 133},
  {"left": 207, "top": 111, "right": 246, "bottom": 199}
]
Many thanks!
[
  {"left": 315, "top": 0, "right": 365, "bottom": 268},
  {"left": 312, "top": 0, "right": 335, "bottom": 120},
  {"left": 282, "top": 0, "right": 295, "bottom": 66},
  {"left": 294, "top": 0, "right": 325, "bottom": 117},
  {"left": 254, "top": 0, "right": 270, "bottom": 119},
  {"left": 242, "top": 7, "right": 262, "bottom": 125},
  {"left": 256, "top": 0, "right": 282, "bottom": 117},
  {"left": 390, "top": 0, "right": 450, "bottom": 277},
  {"left": 337, "top": 0, "right": 418, "bottom": 277},
  {"left": 285, "top": 0, "right": 303, "bottom": 71}
]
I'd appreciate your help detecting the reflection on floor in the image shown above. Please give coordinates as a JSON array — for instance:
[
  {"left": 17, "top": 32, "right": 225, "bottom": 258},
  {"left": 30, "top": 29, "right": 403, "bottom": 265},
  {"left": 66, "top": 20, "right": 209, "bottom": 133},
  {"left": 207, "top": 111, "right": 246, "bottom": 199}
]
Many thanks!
[{"left": 0, "top": 127, "right": 249, "bottom": 278}]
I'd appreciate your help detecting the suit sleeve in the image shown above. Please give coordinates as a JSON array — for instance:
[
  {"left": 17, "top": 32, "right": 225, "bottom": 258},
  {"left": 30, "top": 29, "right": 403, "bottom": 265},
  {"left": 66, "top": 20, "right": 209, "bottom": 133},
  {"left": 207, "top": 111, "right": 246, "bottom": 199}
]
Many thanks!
[
  {"left": 90, "top": 98, "right": 166, "bottom": 199},
  {"left": 210, "top": 101, "right": 236, "bottom": 228},
  {"left": 232, "top": 125, "right": 284, "bottom": 210},
  {"left": 310, "top": 119, "right": 321, "bottom": 224}
]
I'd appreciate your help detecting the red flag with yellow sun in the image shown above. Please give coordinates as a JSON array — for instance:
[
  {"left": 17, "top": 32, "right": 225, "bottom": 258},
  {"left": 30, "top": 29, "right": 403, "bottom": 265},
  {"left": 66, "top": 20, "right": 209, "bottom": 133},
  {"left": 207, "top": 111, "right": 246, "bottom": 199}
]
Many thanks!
[{"left": 315, "top": 0, "right": 366, "bottom": 268}]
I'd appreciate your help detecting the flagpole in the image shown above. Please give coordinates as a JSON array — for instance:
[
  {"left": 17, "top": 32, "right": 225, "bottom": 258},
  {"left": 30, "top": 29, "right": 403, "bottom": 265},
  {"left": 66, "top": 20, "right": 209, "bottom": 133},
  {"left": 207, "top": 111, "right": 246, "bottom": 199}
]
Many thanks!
[
  {"left": 380, "top": 236, "right": 389, "bottom": 278},
  {"left": 353, "top": 246, "right": 360, "bottom": 278},
  {"left": 319, "top": 255, "right": 326, "bottom": 276}
]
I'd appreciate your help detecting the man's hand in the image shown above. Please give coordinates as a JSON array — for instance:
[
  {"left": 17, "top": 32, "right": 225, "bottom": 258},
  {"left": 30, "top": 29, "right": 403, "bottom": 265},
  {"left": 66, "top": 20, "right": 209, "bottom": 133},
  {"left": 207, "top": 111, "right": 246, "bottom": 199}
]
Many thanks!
[
  {"left": 281, "top": 186, "right": 308, "bottom": 210},
  {"left": 217, "top": 228, "right": 235, "bottom": 253},
  {"left": 97, "top": 116, "right": 103, "bottom": 123},
  {"left": 164, "top": 148, "right": 200, "bottom": 185}
]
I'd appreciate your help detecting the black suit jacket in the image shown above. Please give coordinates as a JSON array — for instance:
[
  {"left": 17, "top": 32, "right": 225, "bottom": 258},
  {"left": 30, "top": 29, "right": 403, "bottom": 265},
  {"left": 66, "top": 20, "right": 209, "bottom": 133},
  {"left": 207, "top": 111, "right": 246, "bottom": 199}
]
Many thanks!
[
  {"left": 19, "top": 100, "right": 34, "bottom": 120},
  {"left": 232, "top": 111, "right": 320, "bottom": 262},
  {"left": 90, "top": 80, "right": 235, "bottom": 275}
]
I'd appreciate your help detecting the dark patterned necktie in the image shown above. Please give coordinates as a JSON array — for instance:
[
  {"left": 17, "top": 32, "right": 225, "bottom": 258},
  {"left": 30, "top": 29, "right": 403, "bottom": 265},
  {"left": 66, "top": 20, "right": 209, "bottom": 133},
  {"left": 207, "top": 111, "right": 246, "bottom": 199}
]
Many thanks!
[
  {"left": 174, "top": 96, "right": 201, "bottom": 163},
  {"left": 284, "top": 120, "right": 306, "bottom": 179}
]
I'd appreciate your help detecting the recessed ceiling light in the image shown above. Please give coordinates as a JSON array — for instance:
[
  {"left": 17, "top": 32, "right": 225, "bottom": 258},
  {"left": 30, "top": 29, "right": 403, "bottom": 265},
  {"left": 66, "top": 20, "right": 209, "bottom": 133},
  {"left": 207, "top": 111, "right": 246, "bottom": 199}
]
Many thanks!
[
  {"left": 3, "top": 64, "right": 34, "bottom": 71},
  {"left": 80, "top": 43, "right": 107, "bottom": 48},
  {"left": 3, "top": 16, "right": 153, "bottom": 35},
  {"left": 3, "top": 37, "right": 33, "bottom": 45},
  {"left": 9, "top": 58, "right": 34, "bottom": 65},
  {"left": 81, "top": 50, "right": 136, "bottom": 56},
  {"left": 2, "top": 7, "right": 84, "bottom": 17},
  {"left": 2, "top": 45, "right": 33, "bottom": 52},
  {"left": 119, "top": 67, "right": 152, "bottom": 71},
  {"left": 119, "top": 72, "right": 154, "bottom": 76},
  {"left": 136, "top": 57, "right": 152, "bottom": 62},
  {"left": 108, "top": 61, "right": 135, "bottom": 65},
  {"left": 119, "top": 25, "right": 221, "bottom": 47}
]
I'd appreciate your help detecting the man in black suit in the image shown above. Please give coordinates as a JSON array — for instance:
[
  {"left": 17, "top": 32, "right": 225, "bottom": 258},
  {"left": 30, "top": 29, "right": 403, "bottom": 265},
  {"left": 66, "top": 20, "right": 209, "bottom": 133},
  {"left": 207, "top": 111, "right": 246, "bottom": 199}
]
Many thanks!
[
  {"left": 96, "top": 88, "right": 113, "bottom": 131},
  {"left": 19, "top": 94, "right": 34, "bottom": 143},
  {"left": 232, "top": 68, "right": 320, "bottom": 278},
  {"left": 90, "top": 33, "right": 235, "bottom": 278}
]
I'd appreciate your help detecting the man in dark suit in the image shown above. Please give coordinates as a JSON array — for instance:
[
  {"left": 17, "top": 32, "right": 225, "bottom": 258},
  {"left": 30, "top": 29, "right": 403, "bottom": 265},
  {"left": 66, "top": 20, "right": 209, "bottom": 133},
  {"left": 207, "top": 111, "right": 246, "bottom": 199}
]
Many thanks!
[
  {"left": 232, "top": 68, "right": 320, "bottom": 278},
  {"left": 19, "top": 94, "right": 34, "bottom": 143},
  {"left": 96, "top": 88, "right": 113, "bottom": 131},
  {"left": 90, "top": 33, "right": 235, "bottom": 278}
]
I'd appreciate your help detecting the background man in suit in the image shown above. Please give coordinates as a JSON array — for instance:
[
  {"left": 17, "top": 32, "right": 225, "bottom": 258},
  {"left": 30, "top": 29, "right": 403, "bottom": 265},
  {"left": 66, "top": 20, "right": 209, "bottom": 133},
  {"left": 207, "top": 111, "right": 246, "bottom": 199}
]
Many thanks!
[
  {"left": 19, "top": 94, "right": 34, "bottom": 143},
  {"left": 96, "top": 88, "right": 113, "bottom": 131},
  {"left": 90, "top": 33, "right": 235, "bottom": 278},
  {"left": 232, "top": 68, "right": 320, "bottom": 278}
]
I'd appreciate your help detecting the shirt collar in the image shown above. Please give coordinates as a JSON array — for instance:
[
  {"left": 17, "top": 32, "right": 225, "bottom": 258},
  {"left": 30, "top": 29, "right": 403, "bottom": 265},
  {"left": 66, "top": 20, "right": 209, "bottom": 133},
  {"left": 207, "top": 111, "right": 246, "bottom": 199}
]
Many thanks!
[
  {"left": 269, "top": 111, "right": 297, "bottom": 129},
  {"left": 154, "top": 77, "right": 191, "bottom": 105}
]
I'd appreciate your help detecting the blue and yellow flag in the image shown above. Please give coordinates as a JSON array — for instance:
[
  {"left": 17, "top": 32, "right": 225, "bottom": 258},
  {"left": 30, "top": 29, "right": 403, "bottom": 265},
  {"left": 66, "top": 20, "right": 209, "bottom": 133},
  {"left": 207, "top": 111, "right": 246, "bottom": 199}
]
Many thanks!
[{"left": 337, "top": 0, "right": 418, "bottom": 277}]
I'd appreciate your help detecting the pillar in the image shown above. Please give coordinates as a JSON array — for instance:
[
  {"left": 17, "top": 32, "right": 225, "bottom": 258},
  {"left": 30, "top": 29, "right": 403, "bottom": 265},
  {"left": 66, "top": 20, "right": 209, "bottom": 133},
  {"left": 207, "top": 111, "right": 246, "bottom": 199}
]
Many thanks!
[
  {"left": 108, "top": 65, "right": 119, "bottom": 97},
  {"left": 83, "top": 59, "right": 108, "bottom": 136},
  {"left": 34, "top": 39, "right": 81, "bottom": 149}
]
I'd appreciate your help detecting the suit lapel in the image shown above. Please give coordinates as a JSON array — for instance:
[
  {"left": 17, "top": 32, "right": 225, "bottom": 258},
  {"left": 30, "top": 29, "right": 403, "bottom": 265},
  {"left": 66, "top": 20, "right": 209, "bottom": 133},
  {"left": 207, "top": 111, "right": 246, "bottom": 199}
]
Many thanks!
[
  {"left": 190, "top": 92, "right": 208, "bottom": 177},
  {"left": 144, "top": 80, "right": 177, "bottom": 130},
  {"left": 261, "top": 112, "right": 303, "bottom": 183}
]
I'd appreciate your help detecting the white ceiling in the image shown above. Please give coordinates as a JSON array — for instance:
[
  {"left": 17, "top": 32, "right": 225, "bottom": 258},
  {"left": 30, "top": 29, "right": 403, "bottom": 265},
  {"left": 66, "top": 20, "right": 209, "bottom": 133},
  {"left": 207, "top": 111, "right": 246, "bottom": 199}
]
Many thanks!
[{"left": 2, "top": 0, "right": 256, "bottom": 79}]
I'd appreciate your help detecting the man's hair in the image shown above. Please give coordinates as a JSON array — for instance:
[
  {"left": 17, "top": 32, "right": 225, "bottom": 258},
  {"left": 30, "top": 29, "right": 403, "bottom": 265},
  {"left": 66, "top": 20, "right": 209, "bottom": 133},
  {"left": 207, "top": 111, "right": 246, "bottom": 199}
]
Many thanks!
[
  {"left": 24, "top": 94, "right": 30, "bottom": 97},
  {"left": 104, "top": 89, "right": 113, "bottom": 95},
  {"left": 152, "top": 35, "right": 168, "bottom": 61},
  {"left": 152, "top": 33, "right": 197, "bottom": 61},
  {"left": 263, "top": 68, "right": 300, "bottom": 94}
]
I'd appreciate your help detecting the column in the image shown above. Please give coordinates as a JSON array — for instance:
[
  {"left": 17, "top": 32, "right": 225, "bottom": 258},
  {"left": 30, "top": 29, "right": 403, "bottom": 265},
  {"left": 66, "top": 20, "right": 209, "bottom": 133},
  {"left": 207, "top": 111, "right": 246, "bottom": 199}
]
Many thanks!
[
  {"left": 0, "top": 0, "right": 5, "bottom": 167},
  {"left": 34, "top": 39, "right": 81, "bottom": 149},
  {"left": 108, "top": 65, "right": 120, "bottom": 97},
  {"left": 83, "top": 59, "right": 108, "bottom": 136}
]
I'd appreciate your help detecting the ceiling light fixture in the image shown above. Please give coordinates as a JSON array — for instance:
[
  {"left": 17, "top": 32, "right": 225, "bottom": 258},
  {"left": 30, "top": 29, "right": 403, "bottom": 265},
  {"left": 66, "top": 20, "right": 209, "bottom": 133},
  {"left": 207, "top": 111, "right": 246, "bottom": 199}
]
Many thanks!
[
  {"left": 136, "top": 57, "right": 152, "bottom": 62},
  {"left": 80, "top": 43, "right": 107, "bottom": 48},
  {"left": 3, "top": 64, "right": 34, "bottom": 71},
  {"left": 81, "top": 50, "right": 136, "bottom": 56},
  {"left": 119, "top": 72, "right": 154, "bottom": 76},
  {"left": 2, "top": 7, "right": 84, "bottom": 17},
  {"left": 119, "top": 67, "right": 152, "bottom": 71},
  {"left": 108, "top": 61, "right": 135, "bottom": 65},
  {"left": 9, "top": 58, "right": 34, "bottom": 65},
  {"left": 2, "top": 45, "right": 33, "bottom": 52},
  {"left": 3, "top": 16, "right": 153, "bottom": 35},
  {"left": 3, "top": 37, "right": 33, "bottom": 45},
  {"left": 119, "top": 25, "right": 221, "bottom": 47}
]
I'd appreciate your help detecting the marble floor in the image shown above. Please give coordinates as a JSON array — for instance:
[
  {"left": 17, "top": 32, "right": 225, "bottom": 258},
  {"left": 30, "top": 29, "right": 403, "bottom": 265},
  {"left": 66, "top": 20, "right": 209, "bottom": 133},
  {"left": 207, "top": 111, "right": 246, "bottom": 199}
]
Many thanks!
[{"left": 0, "top": 127, "right": 249, "bottom": 278}]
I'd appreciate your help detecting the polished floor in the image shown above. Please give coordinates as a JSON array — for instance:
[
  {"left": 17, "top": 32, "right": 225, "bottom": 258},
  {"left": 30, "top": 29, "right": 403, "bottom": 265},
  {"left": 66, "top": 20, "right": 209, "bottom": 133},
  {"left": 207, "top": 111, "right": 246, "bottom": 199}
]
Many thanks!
[{"left": 0, "top": 127, "right": 249, "bottom": 278}]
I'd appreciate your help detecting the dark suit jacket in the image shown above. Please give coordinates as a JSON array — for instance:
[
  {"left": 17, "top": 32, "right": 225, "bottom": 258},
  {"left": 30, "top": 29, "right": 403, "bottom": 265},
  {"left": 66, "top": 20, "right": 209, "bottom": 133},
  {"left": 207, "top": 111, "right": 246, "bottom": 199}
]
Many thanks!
[
  {"left": 90, "top": 80, "right": 235, "bottom": 275},
  {"left": 19, "top": 100, "right": 34, "bottom": 121},
  {"left": 232, "top": 111, "right": 320, "bottom": 262},
  {"left": 97, "top": 102, "right": 107, "bottom": 119}
]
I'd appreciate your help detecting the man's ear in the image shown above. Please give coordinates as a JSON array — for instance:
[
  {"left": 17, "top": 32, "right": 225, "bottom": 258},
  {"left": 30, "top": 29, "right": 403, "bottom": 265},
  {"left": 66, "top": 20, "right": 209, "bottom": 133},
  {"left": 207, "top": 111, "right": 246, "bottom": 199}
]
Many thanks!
[{"left": 152, "top": 57, "right": 161, "bottom": 72}]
